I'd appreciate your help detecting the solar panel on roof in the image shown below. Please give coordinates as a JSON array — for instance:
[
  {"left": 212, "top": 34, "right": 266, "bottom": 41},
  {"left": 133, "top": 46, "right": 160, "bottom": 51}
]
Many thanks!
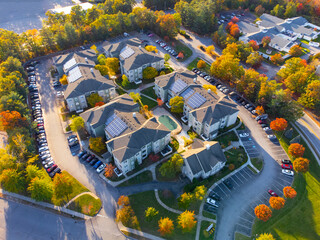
[
  {"left": 67, "top": 66, "right": 82, "bottom": 83},
  {"left": 63, "top": 58, "right": 77, "bottom": 72},
  {"left": 105, "top": 114, "right": 128, "bottom": 138},
  {"left": 180, "top": 87, "right": 194, "bottom": 99},
  {"left": 120, "top": 46, "right": 135, "bottom": 59},
  {"left": 170, "top": 79, "right": 188, "bottom": 93},
  {"left": 187, "top": 92, "right": 207, "bottom": 109}
]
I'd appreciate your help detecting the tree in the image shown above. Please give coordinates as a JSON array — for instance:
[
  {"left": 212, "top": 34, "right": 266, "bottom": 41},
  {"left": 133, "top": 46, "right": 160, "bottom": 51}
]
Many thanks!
[
  {"left": 0, "top": 149, "right": 17, "bottom": 174},
  {"left": 95, "top": 64, "right": 109, "bottom": 76},
  {"left": 145, "top": 45, "right": 158, "bottom": 53},
  {"left": 116, "top": 205, "right": 136, "bottom": 227},
  {"left": 203, "top": 84, "right": 217, "bottom": 94},
  {"left": 169, "top": 96, "right": 184, "bottom": 113},
  {"left": 70, "top": 116, "right": 84, "bottom": 132},
  {"left": 158, "top": 217, "right": 174, "bottom": 236},
  {"left": 246, "top": 52, "right": 263, "bottom": 68},
  {"left": 255, "top": 5, "right": 265, "bottom": 16},
  {"left": 299, "top": 80, "right": 320, "bottom": 110},
  {"left": 261, "top": 36, "right": 271, "bottom": 48},
  {"left": 271, "top": 4, "right": 284, "bottom": 17},
  {"left": 284, "top": 2, "right": 297, "bottom": 18},
  {"left": 288, "top": 143, "right": 305, "bottom": 158},
  {"left": 105, "top": 57, "right": 119, "bottom": 76},
  {"left": 231, "top": 16, "right": 239, "bottom": 23},
  {"left": 254, "top": 204, "right": 272, "bottom": 221},
  {"left": 156, "top": 13, "right": 180, "bottom": 38},
  {"left": 293, "top": 157, "right": 309, "bottom": 173},
  {"left": 59, "top": 74, "right": 68, "bottom": 85},
  {"left": 206, "top": 45, "right": 215, "bottom": 56},
  {"left": 28, "top": 177, "right": 53, "bottom": 202},
  {"left": 270, "top": 53, "right": 284, "bottom": 65},
  {"left": 129, "top": 92, "right": 142, "bottom": 106},
  {"left": 283, "top": 186, "right": 297, "bottom": 199},
  {"left": 89, "top": 137, "right": 105, "bottom": 153},
  {"left": 53, "top": 172, "right": 73, "bottom": 201},
  {"left": 257, "top": 233, "right": 276, "bottom": 240},
  {"left": 177, "top": 210, "right": 197, "bottom": 232},
  {"left": 143, "top": 67, "right": 158, "bottom": 79},
  {"left": 164, "top": 54, "right": 171, "bottom": 62},
  {"left": 25, "top": 164, "right": 42, "bottom": 183},
  {"left": 197, "top": 59, "right": 206, "bottom": 69},
  {"left": 104, "top": 163, "right": 115, "bottom": 178},
  {"left": 87, "top": 93, "right": 104, "bottom": 108},
  {"left": 0, "top": 92, "right": 28, "bottom": 115},
  {"left": 178, "top": 192, "right": 194, "bottom": 209},
  {"left": 159, "top": 154, "right": 184, "bottom": 178},
  {"left": 256, "top": 106, "right": 265, "bottom": 115},
  {"left": 95, "top": 102, "right": 104, "bottom": 107},
  {"left": 0, "top": 110, "right": 26, "bottom": 130},
  {"left": 248, "top": 40, "right": 259, "bottom": 51},
  {"left": 145, "top": 207, "right": 159, "bottom": 221},
  {"left": 118, "top": 195, "right": 130, "bottom": 207},
  {"left": 193, "top": 185, "right": 207, "bottom": 200},
  {"left": 0, "top": 168, "right": 25, "bottom": 193},
  {"left": 270, "top": 118, "right": 288, "bottom": 132},
  {"left": 289, "top": 45, "right": 303, "bottom": 57},
  {"left": 178, "top": 52, "right": 184, "bottom": 59},
  {"left": 269, "top": 196, "right": 285, "bottom": 210}
]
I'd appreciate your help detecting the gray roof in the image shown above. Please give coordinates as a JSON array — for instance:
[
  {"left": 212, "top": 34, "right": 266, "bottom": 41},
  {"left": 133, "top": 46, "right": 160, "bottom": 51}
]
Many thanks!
[
  {"left": 102, "top": 38, "right": 142, "bottom": 57},
  {"left": 155, "top": 69, "right": 199, "bottom": 90},
  {"left": 64, "top": 66, "right": 115, "bottom": 99},
  {"left": 107, "top": 118, "right": 170, "bottom": 162},
  {"left": 270, "top": 35, "right": 292, "bottom": 49},
  {"left": 247, "top": 27, "right": 279, "bottom": 43},
  {"left": 54, "top": 49, "right": 96, "bottom": 69},
  {"left": 191, "top": 96, "right": 238, "bottom": 125},
  {"left": 183, "top": 140, "right": 226, "bottom": 175},
  {"left": 290, "top": 16, "right": 308, "bottom": 26},
  {"left": 259, "top": 13, "right": 284, "bottom": 28},
  {"left": 80, "top": 94, "right": 141, "bottom": 130},
  {"left": 238, "top": 21, "right": 260, "bottom": 34}
]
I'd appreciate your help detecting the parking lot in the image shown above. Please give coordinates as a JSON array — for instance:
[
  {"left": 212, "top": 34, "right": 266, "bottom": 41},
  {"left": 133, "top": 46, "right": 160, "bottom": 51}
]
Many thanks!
[{"left": 237, "top": 130, "right": 261, "bottom": 159}]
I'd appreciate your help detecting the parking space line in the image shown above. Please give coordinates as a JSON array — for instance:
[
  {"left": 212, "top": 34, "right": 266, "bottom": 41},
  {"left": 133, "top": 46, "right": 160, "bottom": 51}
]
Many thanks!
[
  {"left": 236, "top": 223, "right": 252, "bottom": 231},
  {"left": 271, "top": 184, "right": 284, "bottom": 194},
  {"left": 276, "top": 176, "right": 293, "bottom": 185},
  {"left": 237, "top": 170, "right": 248, "bottom": 180},
  {"left": 229, "top": 176, "right": 241, "bottom": 187},
  {"left": 236, "top": 171, "right": 247, "bottom": 182},
  {"left": 242, "top": 208, "right": 255, "bottom": 218},
  {"left": 240, "top": 169, "right": 251, "bottom": 178},
  {"left": 233, "top": 174, "right": 244, "bottom": 185},
  {"left": 216, "top": 184, "right": 229, "bottom": 196},
  {"left": 244, "top": 168, "right": 255, "bottom": 177},
  {"left": 239, "top": 216, "right": 254, "bottom": 225}
]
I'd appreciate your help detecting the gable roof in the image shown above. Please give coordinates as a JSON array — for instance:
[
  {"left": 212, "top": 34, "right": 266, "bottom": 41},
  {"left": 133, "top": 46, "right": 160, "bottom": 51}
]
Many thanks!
[
  {"left": 238, "top": 21, "right": 260, "bottom": 34},
  {"left": 155, "top": 69, "right": 198, "bottom": 90},
  {"left": 54, "top": 49, "right": 96, "bottom": 70},
  {"left": 182, "top": 140, "right": 226, "bottom": 175},
  {"left": 64, "top": 66, "right": 115, "bottom": 99},
  {"left": 259, "top": 13, "right": 284, "bottom": 28}
]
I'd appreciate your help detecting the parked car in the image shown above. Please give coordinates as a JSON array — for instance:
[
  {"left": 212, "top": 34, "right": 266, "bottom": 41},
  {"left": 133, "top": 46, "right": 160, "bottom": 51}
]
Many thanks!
[
  {"left": 85, "top": 155, "right": 94, "bottom": 163},
  {"left": 204, "top": 204, "right": 217, "bottom": 213},
  {"left": 206, "top": 197, "right": 219, "bottom": 208},
  {"left": 93, "top": 160, "right": 102, "bottom": 169},
  {"left": 282, "top": 169, "right": 294, "bottom": 176},
  {"left": 78, "top": 150, "right": 87, "bottom": 158},
  {"left": 81, "top": 153, "right": 89, "bottom": 160},
  {"left": 267, "top": 134, "right": 276, "bottom": 139},
  {"left": 209, "top": 192, "right": 221, "bottom": 201},
  {"left": 244, "top": 104, "right": 251, "bottom": 109},
  {"left": 268, "top": 189, "right": 278, "bottom": 197},
  {"left": 241, "top": 101, "right": 246, "bottom": 106},
  {"left": 256, "top": 114, "right": 268, "bottom": 121},
  {"left": 47, "top": 164, "right": 57, "bottom": 173},
  {"left": 281, "top": 163, "right": 293, "bottom": 170},
  {"left": 90, "top": 158, "right": 98, "bottom": 166},
  {"left": 239, "top": 133, "right": 249, "bottom": 138},
  {"left": 97, "top": 163, "right": 106, "bottom": 173},
  {"left": 263, "top": 127, "right": 271, "bottom": 131},
  {"left": 258, "top": 120, "right": 266, "bottom": 124},
  {"left": 260, "top": 124, "right": 268, "bottom": 128},
  {"left": 44, "top": 161, "right": 54, "bottom": 169},
  {"left": 281, "top": 159, "right": 292, "bottom": 165}
]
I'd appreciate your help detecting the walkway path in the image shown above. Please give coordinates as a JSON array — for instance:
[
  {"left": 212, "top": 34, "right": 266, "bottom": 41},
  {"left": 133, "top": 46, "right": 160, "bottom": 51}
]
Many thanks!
[
  {"left": 118, "top": 222, "right": 166, "bottom": 240},
  {"left": 64, "top": 192, "right": 99, "bottom": 208}
]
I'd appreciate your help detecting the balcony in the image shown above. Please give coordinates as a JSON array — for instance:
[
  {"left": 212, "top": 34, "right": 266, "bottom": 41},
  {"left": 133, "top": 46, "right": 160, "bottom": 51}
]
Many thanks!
[
  {"left": 201, "top": 134, "right": 209, "bottom": 141},
  {"left": 160, "top": 145, "right": 172, "bottom": 157},
  {"left": 181, "top": 115, "right": 188, "bottom": 124}
]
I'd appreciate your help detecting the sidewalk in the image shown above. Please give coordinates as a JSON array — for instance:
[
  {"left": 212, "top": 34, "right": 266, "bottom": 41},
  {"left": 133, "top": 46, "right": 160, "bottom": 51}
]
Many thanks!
[
  {"left": 0, "top": 189, "right": 91, "bottom": 220},
  {"left": 118, "top": 222, "right": 165, "bottom": 240}
]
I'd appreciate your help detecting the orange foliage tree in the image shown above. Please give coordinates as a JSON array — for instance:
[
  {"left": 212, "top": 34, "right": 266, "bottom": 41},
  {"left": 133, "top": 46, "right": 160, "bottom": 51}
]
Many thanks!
[
  {"left": 283, "top": 186, "right": 297, "bottom": 199},
  {"left": 231, "top": 16, "right": 239, "bottom": 23},
  {"left": 254, "top": 204, "right": 272, "bottom": 221},
  {"left": 0, "top": 110, "right": 26, "bottom": 130},
  {"left": 158, "top": 217, "right": 174, "bottom": 236},
  {"left": 270, "top": 53, "right": 284, "bottom": 65},
  {"left": 289, "top": 45, "right": 303, "bottom": 57},
  {"left": 104, "top": 163, "right": 115, "bottom": 178},
  {"left": 249, "top": 40, "right": 259, "bottom": 51},
  {"left": 288, "top": 143, "right": 305, "bottom": 158},
  {"left": 157, "top": 98, "right": 164, "bottom": 106},
  {"left": 269, "top": 197, "right": 285, "bottom": 210},
  {"left": 270, "top": 118, "right": 288, "bottom": 131},
  {"left": 255, "top": 106, "right": 265, "bottom": 115},
  {"left": 117, "top": 195, "right": 130, "bottom": 207},
  {"left": 178, "top": 210, "right": 197, "bottom": 232},
  {"left": 293, "top": 157, "right": 310, "bottom": 173},
  {"left": 261, "top": 36, "right": 271, "bottom": 48},
  {"left": 178, "top": 52, "right": 184, "bottom": 59}
]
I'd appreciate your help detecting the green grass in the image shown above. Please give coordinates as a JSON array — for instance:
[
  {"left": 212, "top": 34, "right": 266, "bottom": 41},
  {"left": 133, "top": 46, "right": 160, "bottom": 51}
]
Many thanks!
[
  {"left": 118, "top": 170, "right": 153, "bottom": 187},
  {"left": 158, "top": 115, "right": 177, "bottom": 131},
  {"left": 214, "top": 131, "right": 239, "bottom": 148},
  {"left": 140, "top": 95, "right": 158, "bottom": 109},
  {"left": 129, "top": 191, "right": 197, "bottom": 240},
  {"left": 259, "top": 47, "right": 277, "bottom": 56},
  {"left": 171, "top": 39, "right": 193, "bottom": 61},
  {"left": 314, "top": 36, "right": 320, "bottom": 43},
  {"left": 202, "top": 211, "right": 216, "bottom": 220},
  {"left": 187, "top": 57, "right": 211, "bottom": 74},
  {"left": 67, "top": 194, "right": 102, "bottom": 216},
  {"left": 251, "top": 125, "right": 320, "bottom": 239},
  {"left": 116, "top": 88, "right": 126, "bottom": 95},
  {"left": 51, "top": 171, "right": 89, "bottom": 206},
  {"left": 224, "top": 147, "right": 248, "bottom": 168},
  {"left": 141, "top": 86, "right": 157, "bottom": 100},
  {"left": 115, "top": 78, "right": 139, "bottom": 90},
  {"left": 235, "top": 232, "right": 252, "bottom": 240},
  {"left": 251, "top": 158, "right": 263, "bottom": 171},
  {"left": 248, "top": 165, "right": 258, "bottom": 174},
  {"left": 199, "top": 221, "right": 215, "bottom": 240}
]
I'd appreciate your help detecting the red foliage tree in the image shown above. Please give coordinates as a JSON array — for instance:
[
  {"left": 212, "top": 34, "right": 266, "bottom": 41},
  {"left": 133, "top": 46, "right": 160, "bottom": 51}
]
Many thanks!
[
  {"left": 231, "top": 16, "right": 239, "bottom": 23},
  {"left": 178, "top": 52, "right": 184, "bottom": 59},
  {"left": 157, "top": 98, "right": 164, "bottom": 106},
  {"left": 95, "top": 101, "right": 105, "bottom": 107},
  {"left": 261, "top": 36, "right": 271, "bottom": 48},
  {"left": 293, "top": 157, "right": 310, "bottom": 173},
  {"left": 149, "top": 153, "right": 160, "bottom": 162},
  {"left": 104, "top": 163, "right": 115, "bottom": 178},
  {"left": 230, "top": 24, "right": 240, "bottom": 38},
  {"left": 288, "top": 143, "right": 305, "bottom": 158},
  {"left": 283, "top": 186, "right": 297, "bottom": 199},
  {"left": 270, "top": 118, "right": 288, "bottom": 131},
  {"left": 0, "top": 110, "right": 26, "bottom": 130},
  {"left": 249, "top": 40, "right": 259, "bottom": 51},
  {"left": 269, "top": 197, "right": 285, "bottom": 210},
  {"left": 297, "top": 3, "right": 304, "bottom": 12},
  {"left": 254, "top": 204, "right": 272, "bottom": 221}
]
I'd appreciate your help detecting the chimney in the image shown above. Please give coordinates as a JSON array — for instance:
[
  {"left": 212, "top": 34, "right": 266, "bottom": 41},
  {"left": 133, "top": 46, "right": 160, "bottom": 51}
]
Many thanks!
[
  {"left": 85, "top": 57, "right": 88, "bottom": 63},
  {"left": 193, "top": 78, "right": 197, "bottom": 83},
  {"left": 90, "top": 68, "right": 94, "bottom": 73},
  {"left": 208, "top": 89, "right": 211, "bottom": 94},
  {"left": 206, "top": 144, "right": 210, "bottom": 150},
  {"left": 139, "top": 45, "right": 141, "bottom": 49},
  {"left": 133, "top": 112, "right": 136, "bottom": 118}
]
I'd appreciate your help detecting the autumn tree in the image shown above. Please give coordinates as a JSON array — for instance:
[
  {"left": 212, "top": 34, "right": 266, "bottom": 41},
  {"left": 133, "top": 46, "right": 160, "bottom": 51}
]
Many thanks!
[
  {"left": 255, "top": 5, "right": 265, "bottom": 16},
  {"left": 206, "top": 45, "right": 215, "bottom": 57},
  {"left": 104, "top": 163, "right": 115, "bottom": 178},
  {"left": 118, "top": 195, "right": 130, "bottom": 207},
  {"left": 257, "top": 233, "right": 276, "bottom": 240},
  {"left": 159, "top": 154, "right": 183, "bottom": 178},
  {"left": 28, "top": 176, "right": 54, "bottom": 202},
  {"left": 231, "top": 16, "right": 239, "bottom": 23},
  {"left": 178, "top": 192, "right": 194, "bottom": 209},
  {"left": 288, "top": 143, "right": 305, "bottom": 158},
  {"left": 169, "top": 96, "right": 184, "bottom": 113},
  {"left": 193, "top": 185, "right": 207, "bottom": 200},
  {"left": 270, "top": 53, "right": 284, "bottom": 65},
  {"left": 105, "top": 57, "right": 119, "bottom": 76},
  {"left": 0, "top": 168, "right": 25, "bottom": 193},
  {"left": 156, "top": 13, "right": 181, "bottom": 38},
  {"left": 70, "top": 116, "right": 84, "bottom": 132},
  {"left": 249, "top": 40, "right": 259, "bottom": 51},
  {"left": 145, "top": 207, "right": 159, "bottom": 221},
  {"left": 89, "top": 137, "right": 105, "bottom": 153},
  {"left": 197, "top": 59, "right": 206, "bottom": 69},
  {"left": 283, "top": 186, "right": 297, "bottom": 199},
  {"left": 246, "top": 52, "right": 263, "bottom": 68},
  {"left": 261, "top": 36, "right": 271, "bottom": 48},
  {"left": 59, "top": 74, "right": 68, "bottom": 85},
  {"left": 177, "top": 210, "right": 197, "bottom": 232},
  {"left": 145, "top": 45, "right": 158, "bottom": 53},
  {"left": 178, "top": 52, "right": 184, "bottom": 59},
  {"left": 87, "top": 93, "right": 104, "bottom": 108},
  {"left": 299, "top": 80, "right": 320, "bottom": 109},
  {"left": 116, "top": 205, "right": 138, "bottom": 228},
  {"left": 289, "top": 45, "right": 303, "bottom": 57},
  {"left": 143, "top": 66, "right": 158, "bottom": 79},
  {"left": 164, "top": 53, "right": 171, "bottom": 62},
  {"left": 269, "top": 196, "right": 285, "bottom": 210},
  {"left": 203, "top": 84, "right": 217, "bottom": 94},
  {"left": 254, "top": 204, "right": 272, "bottom": 221},
  {"left": 270, "top": 118, "right": 288, "bottom": 132},
  {"left": 256, "top": 106, "right": 265, "bottom": 115},
  {"left": 129, "top": 92, "right": 142, "bottom": 106},
  {"left": 0, "top": 110, "right": 26, "bottom": 130},
  {"left": 293, "top": 157, "right": 309, "bottom": 173},
  {"left": 158, "top": 217, "right": 174, "bottom": 236},
  {"left": 53, "top": 172, "right": 73, "bottom": 201},
  {"left": 0, "top": 150, "right": 17, "bottom": 175}
]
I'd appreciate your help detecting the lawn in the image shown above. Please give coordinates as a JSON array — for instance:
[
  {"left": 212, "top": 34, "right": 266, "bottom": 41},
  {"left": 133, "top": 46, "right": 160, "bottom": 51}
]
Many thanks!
[
  {"left": 115, "top": 78, "right": 139, "bottom": 90},
  {"left": 259, "top": 47, "right": 277, "bottom": 56},
  {"left": 214, "top": 131, "right": 239, "bottom": 148},
  {"left": 67, "top": 194, "right": 102, "bottom": 216},
  {"left": 187, "top": 57, "right": 211, "bottom": 74},
  {"left": 314, "top": 35, "right": 320, "bottom": 43},
  {"left": 202, "top": 210, "right": 216, "bottom": 220},
  {"left": 224, "top": 147, "right": 248, "bottom": 168},
  {"left": 140, "top": 95, "right": 158, "bottom": 109},
  {"left": 251, "top": 158, "right": 263, "bottom": 171},
  {"left": 116, "top": 88, "right": 126, "bottom": 95},
  {"left": 199, "top": 221, "right": 215, "bottom": 240},
  {"left": 118, "top": 170, "right": 153, "bottom": 187},
  {"left": 170, "top": 39, "right": 193, "bottom": 61},
  {"left": 235, "top": 232, "right": 252, "bottom": 240},
  {"left": 251, "top": 125, "right": 320, "bottom": 239},
  {"left": 141, "top": 86, "right": 157, "bottom": 100},
  {"left": 129, "top": 191, "right": 197, "bottom": 240}
]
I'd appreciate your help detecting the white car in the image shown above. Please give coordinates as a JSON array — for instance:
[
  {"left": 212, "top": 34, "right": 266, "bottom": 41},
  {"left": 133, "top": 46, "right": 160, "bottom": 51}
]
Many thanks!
[
  {"left": 239, "top": 133, "right": 249, "bottom": 138},
  {"left": 56, "top": 91, "right": 64, "bottom": 97},
  {"left": 263, "top": 127, "right": 271, "bottom": 131},
  {"left": 267, "top": 134, "right": 276, "bottom": 139},
  {"left": 96, "top": 163, "right": 106, "bottom": 173},
  {"left": 206, "top": 197, "right": 219, "bottom": 208},
  {"left": 282, "top": 169, "right": 294, "bottom": 176}
]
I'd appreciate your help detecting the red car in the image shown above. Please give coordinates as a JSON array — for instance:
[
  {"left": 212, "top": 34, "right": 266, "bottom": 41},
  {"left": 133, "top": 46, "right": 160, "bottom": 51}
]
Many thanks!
[
  {"left": 47, "top": 164, "right": 57, "bottom": 173},
  {"left": 268, "top": 189, "right": 278, "bottom": 197},
  {"left": 258, "top": 120, "right": 266, "bottom": 124},
  {"left": 281, "top": 163, "right": 293, "bottom": 170}
]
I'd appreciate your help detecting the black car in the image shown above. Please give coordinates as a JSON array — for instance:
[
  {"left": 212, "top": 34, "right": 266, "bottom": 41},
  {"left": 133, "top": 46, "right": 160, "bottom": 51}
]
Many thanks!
[
  {"left": 81, "top": 153, "right": 89, "bottom": 160},
  {"left": 78, "top": 150, "right": 87, "bottom": 158},
  {"left": 281, "top": 159, "right": 292, "bottom": 165},
  {"left": 30, "top": 95, "right": 39, "bottom": 100},
  {"left": 90, "top": 158, "right": 98, "bottom": 166},
  {"left": 224, "top": 179, "right": 233, "bottom": 189},
  {"left": 86, "top": 155, "right": 94, "bottom": 163}
]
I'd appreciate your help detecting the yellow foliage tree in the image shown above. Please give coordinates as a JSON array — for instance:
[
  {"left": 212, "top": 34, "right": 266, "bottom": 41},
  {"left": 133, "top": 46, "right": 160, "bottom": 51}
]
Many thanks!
[
  {"left": 203, "top": 84, "right": 217, "bottom": 94},
  {"left": 177, "top": 210, "right": 197, "bottom": 232},
  {"left": 206, "top": 45, "right": 215, "bottom": 56},
  {"left": 145, "top": 45, "right": 158, "bottom": 53},
  {"left": 59, "top": 74, "right": 68, "bottom": 85}
]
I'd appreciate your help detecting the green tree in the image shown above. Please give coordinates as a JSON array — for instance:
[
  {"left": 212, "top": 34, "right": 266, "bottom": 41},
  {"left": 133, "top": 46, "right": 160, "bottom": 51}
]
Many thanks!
[
  {"left": 145, "top": 207, "right": 159, "bottom": 221},
  {"left": 0, "top": 92, "right": 27, "bottom": 115},
  {"left": 89, "top": 137, "right": 106, "bottom": 153},
  {"left": 28, "top": 176, "right": 54, "bottom": 202},
  {"left": 178, "top": 192, "right": 194, "bottom": 209},
  {"left": 25, "top": 164, "right": 42, "bottom": 183},
  {"left": 87, "top": 93, "right": 104, "bottom": 108},
  {"left": 143, "top": 67, "right": 158, "bottom": 79},
  {"left": 70, "top": 116, "right": 84, "bottom": 132},
  {"left": 121, "top": 75, "right": 130, "bottom": 88},
  {"left": 169, "top": 96, "right": 184, "bottom": 113},
  {"left": 159, "top": 154, "right": 183, "bottom": 178},
  {"left": 164, "top": 54, "right": 171, "bottom": 62},
  {"left": 0, "top": 168, "right": 25, "bottom": 193},
  {"left": 246, "top": 52, "right": 263, "bottom": 68},
  {"left": 129, "top": 92, "right": 142, "bottom": 106},
  {"left": 0, "top": 149, "right": 17, "bottom": 174},
  {"left": 53, "top": 172, "right": 73, "bottom": 201},
  {"left": 284, "top": 2, "right": 297, "bottom": 18},
  {"left": 271, "top": 4, "right": 284, "bottom": 17}
]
